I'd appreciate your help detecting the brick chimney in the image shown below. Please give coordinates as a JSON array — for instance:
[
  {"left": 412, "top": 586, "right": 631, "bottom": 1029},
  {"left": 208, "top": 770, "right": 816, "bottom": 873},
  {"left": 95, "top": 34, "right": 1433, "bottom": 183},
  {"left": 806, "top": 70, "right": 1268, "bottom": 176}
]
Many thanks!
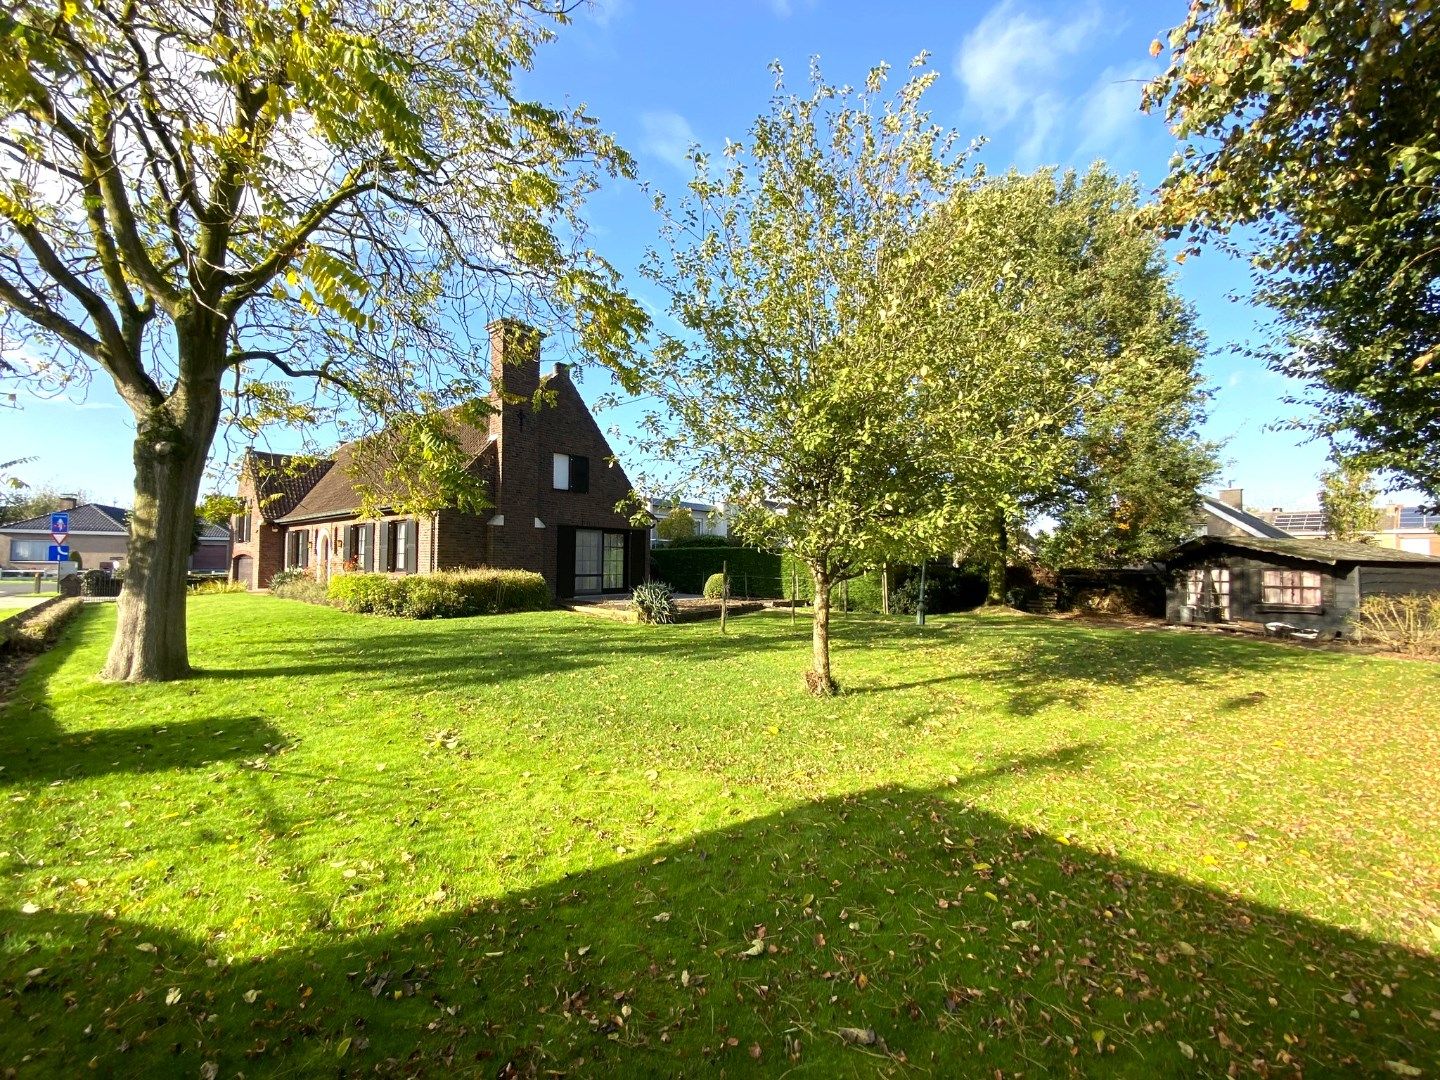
[
  {"left": 58, "top": 494, "right": 78, "bottom": 510},
  {"left": 488, "top": 318, "right": 543, "bottom": 400},
  {"left": 1218, "top": 488, "right": 1244, "bottom": 510},
  {"left": 488, "top": 320, "right": 543, "bottom": 524}
]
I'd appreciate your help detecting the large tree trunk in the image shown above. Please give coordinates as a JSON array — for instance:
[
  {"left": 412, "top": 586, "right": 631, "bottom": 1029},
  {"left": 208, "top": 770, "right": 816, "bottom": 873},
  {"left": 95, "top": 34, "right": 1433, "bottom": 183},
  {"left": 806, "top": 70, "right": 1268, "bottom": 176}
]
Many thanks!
[
  {"left": 102, "top": 373, "right": 222, "bottom": 682},
  {"left": 986, "top": 513, "right": 1008, "bottom": 606},
  {"left": 807, "top": 565, "right": 837, "bottom": 696}
]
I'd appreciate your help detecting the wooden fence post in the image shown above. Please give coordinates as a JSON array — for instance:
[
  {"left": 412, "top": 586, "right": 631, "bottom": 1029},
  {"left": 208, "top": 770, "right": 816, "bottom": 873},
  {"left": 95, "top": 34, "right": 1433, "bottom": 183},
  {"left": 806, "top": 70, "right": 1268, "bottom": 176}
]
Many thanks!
[{"left": 720, "top": 560, "right": 728, "bottom": 634}]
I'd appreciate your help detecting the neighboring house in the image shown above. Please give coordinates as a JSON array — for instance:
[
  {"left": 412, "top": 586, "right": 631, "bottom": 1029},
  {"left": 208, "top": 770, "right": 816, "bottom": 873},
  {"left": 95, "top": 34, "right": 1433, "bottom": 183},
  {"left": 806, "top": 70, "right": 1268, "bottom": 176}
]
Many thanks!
[
  {"left": 1261, "top": 504, "right": 1440, "bottom": 555},
  {"left": 1374, "top": 505, "right": 1440, "bottom": 556},
  {"left": 1189, "top": 488, "right": 1293, "bottom": 540},
  {"left": 648, "top": 498, "right": 730, "bottom": 545},
  {"left": 1165, "top": 535, "right": 1440, "bottom": 636},
  {"left": 0, "top": 497, "right": 231, "bottom": 573},
  {"left": 230, "top": 319, "right": 649, "bottom": 599}
]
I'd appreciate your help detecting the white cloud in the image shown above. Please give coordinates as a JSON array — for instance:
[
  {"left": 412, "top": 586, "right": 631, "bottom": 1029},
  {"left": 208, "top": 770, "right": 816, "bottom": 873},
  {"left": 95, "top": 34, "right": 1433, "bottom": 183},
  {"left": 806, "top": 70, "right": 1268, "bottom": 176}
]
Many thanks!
[
  {"left": 640, "top": 111, "right": 700, "bottom": 175},
  {"left": 1074, "top": 63, "right": 1154, "bottom": 156},
  {"left": 955, "top": 1, "right": 1102, "bottom": 128},
  {"left": 581, "top": 0, "right": 629, "bottom": 28},
  {"left": 768, "top": 0, "right": 818, "bottom": 16}
]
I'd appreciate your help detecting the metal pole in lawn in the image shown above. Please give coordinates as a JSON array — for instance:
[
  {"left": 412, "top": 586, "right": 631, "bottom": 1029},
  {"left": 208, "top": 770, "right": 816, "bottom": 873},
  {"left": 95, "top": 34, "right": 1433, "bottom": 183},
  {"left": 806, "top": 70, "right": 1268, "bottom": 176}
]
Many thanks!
[
  {"left": 915, "top": 561, "right": 927, "bottom": 628},
  {"left": 720, "top": 559, "right": 728, "bottom": 634},
  {"left": 790, "top": 562, "right": 797, "bottom": 626}
]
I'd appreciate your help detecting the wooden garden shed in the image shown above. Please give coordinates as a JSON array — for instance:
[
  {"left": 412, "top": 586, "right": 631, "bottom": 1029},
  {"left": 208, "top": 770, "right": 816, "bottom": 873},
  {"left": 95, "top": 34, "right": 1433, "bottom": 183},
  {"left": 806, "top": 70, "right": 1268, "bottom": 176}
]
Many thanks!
[{"left": 1164, "top": 535, "right": 1440, "bottom": 637}]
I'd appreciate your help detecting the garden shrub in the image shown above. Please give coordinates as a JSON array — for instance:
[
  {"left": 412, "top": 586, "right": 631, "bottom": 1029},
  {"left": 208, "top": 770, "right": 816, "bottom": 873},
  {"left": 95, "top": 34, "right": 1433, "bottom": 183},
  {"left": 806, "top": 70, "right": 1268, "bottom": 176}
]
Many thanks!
[
  {"left": 272, "top": 576, "right": 330, "bottom": 605},
  {"left": 3, "top": 597, "right": 84, "bottom": 653},
  {"left": 327, "top": 568, "right": 550, "bottom": 618},
  {"left": 702, "top": 572, "right": 728, "bottom": 599},
  {"left": 268, "top": 568, "right": 308, "bottom": 592},
  {"left": 890, "top": 564, "right": 988, "bottom": 615},
  {"left": 1350, "top": 593, "right": 1440, "bottom": 654},
  {"left": 631, "top": 580, "right": 677, "bottom": 624},
  {"left": 189, "top": 578, "right": 247, "bottom": 595},
  {"left": 779, "top": 554, "right": 891, "bottom": 613},
  {"left": 653, "top": 545, "right": 780, "bottom": 595}
]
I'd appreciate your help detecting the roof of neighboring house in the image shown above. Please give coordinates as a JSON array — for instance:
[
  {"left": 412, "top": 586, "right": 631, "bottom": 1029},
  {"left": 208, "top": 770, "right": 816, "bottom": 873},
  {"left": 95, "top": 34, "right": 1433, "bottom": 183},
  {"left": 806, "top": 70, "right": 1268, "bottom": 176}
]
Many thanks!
[
  {"left": 1, "top": 503, "right": 131, "bottom": 534},
  {"left": 1175, "top": 534, "right": 1440, "bottom": 566},
  {"left": 1199, "top": 495, "right": 1292, "bottom": 539},
  {"left": 273, "top": 416, "right": 495, "bottom": 525},
  {"left": 648, "top": 498, "right": 719, "bottom": 514},
  {"left": 0, "top": 503, "right": 228, "bottom": 542}
]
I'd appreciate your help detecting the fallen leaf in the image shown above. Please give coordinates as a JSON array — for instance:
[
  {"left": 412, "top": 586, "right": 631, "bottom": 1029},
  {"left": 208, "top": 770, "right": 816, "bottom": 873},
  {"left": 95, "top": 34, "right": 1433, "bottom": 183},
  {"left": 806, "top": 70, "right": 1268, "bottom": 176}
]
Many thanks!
[
  {"left": 136, "top": 943, "right": 157, "bottom": 954},
  {"left": 1178, "top": 1041, "right": 1195, "bottom": 1060},
  {"left": 165, "top": 988, "right": 182, "bottom": 1006},
  {"left": 742, "top": 938, "right": 765, "bottom": 958},
  {"left": 336, "top": 1036, "right": 352, "bottom": 1058},
  {"left": 20, "top": 903, "right": 39, "bottom": 915},
  {"left": 837, "top": 1027, "right": 878, "bottom": 1046}
]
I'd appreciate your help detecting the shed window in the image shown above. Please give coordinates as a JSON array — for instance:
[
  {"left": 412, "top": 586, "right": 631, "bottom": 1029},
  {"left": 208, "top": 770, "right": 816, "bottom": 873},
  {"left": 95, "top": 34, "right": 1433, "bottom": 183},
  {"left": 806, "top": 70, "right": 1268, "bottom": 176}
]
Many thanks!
[
  {"left": 1183, "top": 567, "right": 1230, "bottom": 619},
  {"left": 1261, "top": 569, "right": 1322, "bottom": 608}
]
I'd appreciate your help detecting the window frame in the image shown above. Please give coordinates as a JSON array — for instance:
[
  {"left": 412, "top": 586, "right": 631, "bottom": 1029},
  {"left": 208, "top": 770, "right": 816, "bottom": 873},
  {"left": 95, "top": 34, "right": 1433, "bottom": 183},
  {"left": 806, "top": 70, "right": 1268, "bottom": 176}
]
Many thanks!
[
  {"left": 552, "top": 453, "right": 590, "bottom": 494},
  {"left": 1259, "top": 568, "right": 1324, "bottom": 611},
  {"left": 1182, "top": 565, "right": 1230, "bottom": 619},
  {"left": 10, "top": 539, "right": 52, "bottom": 561}
]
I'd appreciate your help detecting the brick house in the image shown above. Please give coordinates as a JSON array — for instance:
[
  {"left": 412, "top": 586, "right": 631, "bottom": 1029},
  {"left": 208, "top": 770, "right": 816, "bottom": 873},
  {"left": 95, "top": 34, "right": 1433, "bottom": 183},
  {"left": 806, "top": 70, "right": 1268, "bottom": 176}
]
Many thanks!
[{"left": 229, "top": 320, "right": 649, "bottom": 600}]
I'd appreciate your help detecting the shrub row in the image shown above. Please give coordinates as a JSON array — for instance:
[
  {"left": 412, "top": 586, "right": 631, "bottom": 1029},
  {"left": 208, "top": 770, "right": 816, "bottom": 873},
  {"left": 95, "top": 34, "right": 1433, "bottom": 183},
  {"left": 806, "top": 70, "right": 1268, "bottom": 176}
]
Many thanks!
[
  {"left": 2, "top": 597, "right": 84, "bottom": 654},
  {"left": 327, "top": 568, "right": 551, "bottom": 619},
  {"left": 651, "top": 546, "right": 782, "bottom": 596},
  {"left": 1351, "top": 593, "right": 1440, "bottom": 654}
]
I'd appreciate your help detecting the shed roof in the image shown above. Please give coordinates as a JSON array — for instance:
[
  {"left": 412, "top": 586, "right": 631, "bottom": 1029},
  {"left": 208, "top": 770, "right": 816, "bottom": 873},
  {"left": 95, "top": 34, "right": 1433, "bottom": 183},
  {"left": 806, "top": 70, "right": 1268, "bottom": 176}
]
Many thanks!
[{"left": 1175, "top": 535, "right": 1440, "bottom": 566}]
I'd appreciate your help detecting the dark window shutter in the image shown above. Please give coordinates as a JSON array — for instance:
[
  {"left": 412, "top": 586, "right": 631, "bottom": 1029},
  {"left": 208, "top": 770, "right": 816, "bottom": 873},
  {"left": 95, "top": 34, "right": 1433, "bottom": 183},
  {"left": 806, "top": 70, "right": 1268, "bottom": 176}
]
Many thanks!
[
  {"left": 405, "top": 520, "right": 418, "bottom": 574},
  {"left": 570, "top": 455, "right": 589, "bottom": 494},
  {"left": 377, "top": 521, "right": 390, "bottom": 572},
  {"left": 557, "top": 526, "right": 576, "bottom": 599},
  {"left": 363, "top": 524, "right": 374, "bottom": 571}
]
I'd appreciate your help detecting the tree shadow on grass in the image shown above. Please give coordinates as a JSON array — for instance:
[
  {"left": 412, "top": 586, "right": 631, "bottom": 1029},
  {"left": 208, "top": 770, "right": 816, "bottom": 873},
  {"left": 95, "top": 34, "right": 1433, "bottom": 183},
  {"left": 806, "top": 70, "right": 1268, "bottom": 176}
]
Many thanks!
[
  {"left": 3, "top": 778, "right": 1435, "bottom": 1076},
  {"left": 922, "top": 616, "right": 1383, "bottom": 717},
  {"left": 192, "top": 608, "right": 806, "bottom": 694},
  {"left": 0, "top": 712, "right": 285, "bottom": 787}
]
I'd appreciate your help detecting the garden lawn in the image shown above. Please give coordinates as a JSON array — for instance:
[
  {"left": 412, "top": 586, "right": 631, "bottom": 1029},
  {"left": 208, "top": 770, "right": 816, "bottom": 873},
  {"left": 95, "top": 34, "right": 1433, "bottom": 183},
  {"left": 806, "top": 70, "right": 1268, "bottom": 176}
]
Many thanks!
[{"left": 2, "top": 595, "right": 1438, "bottom": 1076}]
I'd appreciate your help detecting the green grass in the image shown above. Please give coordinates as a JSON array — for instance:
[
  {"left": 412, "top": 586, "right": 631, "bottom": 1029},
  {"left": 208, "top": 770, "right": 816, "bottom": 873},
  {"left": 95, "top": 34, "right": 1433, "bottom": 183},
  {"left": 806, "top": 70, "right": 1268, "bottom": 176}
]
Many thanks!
[{"left": 2, "top": 596, "right": 1438, "bottom": 1076}]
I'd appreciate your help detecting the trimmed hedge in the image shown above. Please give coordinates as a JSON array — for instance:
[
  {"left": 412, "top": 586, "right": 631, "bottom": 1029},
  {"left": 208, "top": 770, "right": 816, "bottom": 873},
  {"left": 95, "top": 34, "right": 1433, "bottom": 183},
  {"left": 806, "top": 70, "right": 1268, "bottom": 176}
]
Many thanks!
[
  {"left": 2, "top": 597, "right": 84, "bottom": 654},
  {"left": 650, "top": 546, "right": 782, "bottom": 596},
  {"left": 778, "top": 554, "right": 889, "bottom": 613},
  {"left": 328, "top": 568, "right": 550, "bottom": 619}
]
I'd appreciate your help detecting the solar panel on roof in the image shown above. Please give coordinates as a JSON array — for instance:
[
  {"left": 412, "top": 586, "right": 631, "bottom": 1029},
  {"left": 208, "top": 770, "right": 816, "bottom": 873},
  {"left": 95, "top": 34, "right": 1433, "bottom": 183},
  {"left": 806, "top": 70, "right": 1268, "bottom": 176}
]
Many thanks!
[{"left": 1399, "top": 508, "right": 1440, "bottom": 529}]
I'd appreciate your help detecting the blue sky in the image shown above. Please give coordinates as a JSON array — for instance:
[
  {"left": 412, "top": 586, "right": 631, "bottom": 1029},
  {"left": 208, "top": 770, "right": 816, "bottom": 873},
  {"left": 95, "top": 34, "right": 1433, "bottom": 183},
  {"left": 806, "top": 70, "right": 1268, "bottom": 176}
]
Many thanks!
[{"left": 1, "top": 0, "right": 1394, "bottom": 512}]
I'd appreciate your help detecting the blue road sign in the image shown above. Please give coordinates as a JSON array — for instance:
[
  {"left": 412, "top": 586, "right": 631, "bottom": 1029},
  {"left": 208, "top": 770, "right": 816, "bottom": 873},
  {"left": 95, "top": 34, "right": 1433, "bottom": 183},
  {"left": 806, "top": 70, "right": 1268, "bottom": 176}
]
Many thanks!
[
  {"left": 48, "top": 544, "right": 70, "bottom": 561},
  {"left": 50, "top": 512, "right": 69, "bottom": 538}
]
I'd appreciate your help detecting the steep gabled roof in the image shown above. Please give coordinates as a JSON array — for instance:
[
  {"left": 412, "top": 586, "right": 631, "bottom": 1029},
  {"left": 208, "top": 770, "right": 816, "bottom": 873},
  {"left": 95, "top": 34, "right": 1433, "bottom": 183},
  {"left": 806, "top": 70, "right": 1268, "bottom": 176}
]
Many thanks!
[
  {"left": 275, "top": 413, "right": 495, "bottom": 524},
  {"left": 1176, "top": 534, "right": 1440, "bottom": 566},
  {"left": 245, "top": 451, "right": 334, "bottom": 522},
  {"left": 1199, "top": 495, "right": 1292, "bottom": 539},
  {"left": 0, "top": 503, "right": 130, "bottom": 534}
]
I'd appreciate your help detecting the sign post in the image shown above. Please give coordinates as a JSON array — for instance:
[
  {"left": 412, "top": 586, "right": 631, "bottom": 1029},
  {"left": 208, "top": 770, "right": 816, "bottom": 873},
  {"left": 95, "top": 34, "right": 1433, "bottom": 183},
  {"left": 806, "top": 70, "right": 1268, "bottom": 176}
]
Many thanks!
[{"left": 50, "top": 513, "right": 69, "bottom": 594}]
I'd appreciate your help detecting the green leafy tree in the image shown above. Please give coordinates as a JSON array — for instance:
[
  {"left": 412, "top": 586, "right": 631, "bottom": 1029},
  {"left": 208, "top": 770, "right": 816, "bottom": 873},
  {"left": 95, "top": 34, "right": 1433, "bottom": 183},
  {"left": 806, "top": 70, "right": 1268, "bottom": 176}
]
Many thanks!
[
  {"left": 642, "top": 58, "right": 970, "bottom": 694},
  {"left": 0, "top": 1, "right": 645, "bottom": 681},
  {"left": 1318, "top": 458, "right": 1382, "bottom": 542},
  {"left": 1143, "top": 0, "right": 1440, "bottom": 497},
  {"left": 911, "top": 168, "right": 1217, "bottom": 594},
  {"left": 656, "top": 506, "right": 696, "bottom": 541}
]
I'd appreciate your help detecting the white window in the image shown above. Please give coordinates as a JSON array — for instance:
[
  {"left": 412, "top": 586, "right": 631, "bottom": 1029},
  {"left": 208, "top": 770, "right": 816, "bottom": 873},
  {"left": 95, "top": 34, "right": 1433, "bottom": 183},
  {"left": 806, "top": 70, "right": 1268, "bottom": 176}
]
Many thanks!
[
  {"left": 1184, "top": 567, "right": 1230, "bottom": 619},
  {"left": 1400, "top": 537, "right": 1433, "bottom": 554},
  {"left": 1261, "top": 569, "right": 1322, "bottom": 608},
  {"left": 10, "top": 540, "right": 51, "bottom": 561},
  {"left": 553, "top": 453, "right": 570, "bottom": 490}
]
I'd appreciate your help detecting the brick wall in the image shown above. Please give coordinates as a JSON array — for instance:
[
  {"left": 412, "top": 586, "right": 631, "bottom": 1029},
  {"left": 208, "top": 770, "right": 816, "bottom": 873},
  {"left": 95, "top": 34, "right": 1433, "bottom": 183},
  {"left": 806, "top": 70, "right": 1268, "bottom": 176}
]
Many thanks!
[
  {"left": 434, "top": 320, "right": 643, "bottom": 595},
  {"left": 230, "top": 470, "right": 284, "bottom": 589}
]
